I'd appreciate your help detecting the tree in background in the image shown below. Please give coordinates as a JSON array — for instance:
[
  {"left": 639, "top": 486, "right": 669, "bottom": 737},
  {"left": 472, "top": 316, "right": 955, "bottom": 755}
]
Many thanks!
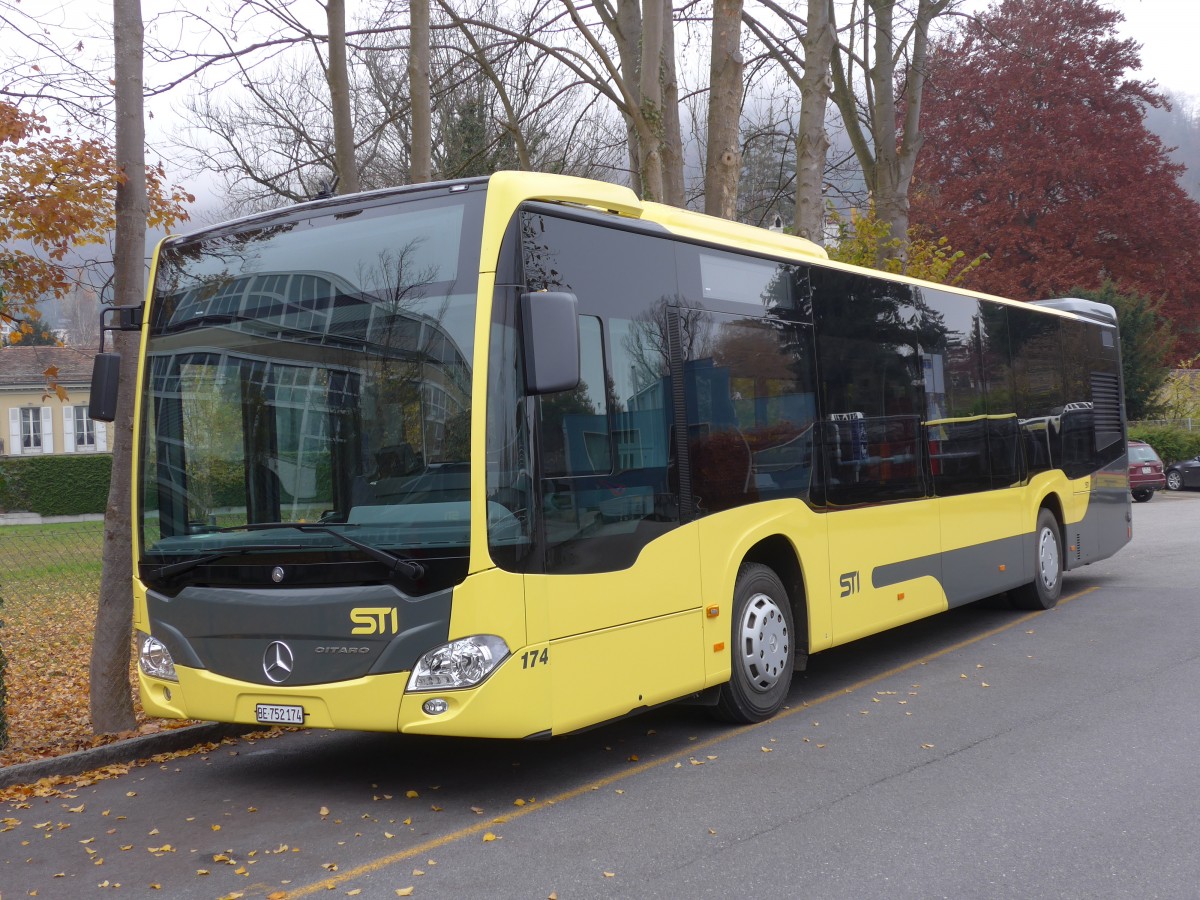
[
  {"left": 0, "top": 101, "right": 190, "bottom": 322},
  {"left": 911, "top": 0, "right": 1200, "bottom": 354},
  {"left": 4, "top": 308, "right": 60, "bottom": 346},
  {"left": 826, "top": 204, "right": 986, "bottom": 286}
]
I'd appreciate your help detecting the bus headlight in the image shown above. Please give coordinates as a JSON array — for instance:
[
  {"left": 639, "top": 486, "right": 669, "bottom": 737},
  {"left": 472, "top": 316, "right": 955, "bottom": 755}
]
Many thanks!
[
  {"left": 407, "top": 635, "right": 509, "bottom": 691},
  {"left": 137, "top": 631, "right": 178, "bottom": 682}
]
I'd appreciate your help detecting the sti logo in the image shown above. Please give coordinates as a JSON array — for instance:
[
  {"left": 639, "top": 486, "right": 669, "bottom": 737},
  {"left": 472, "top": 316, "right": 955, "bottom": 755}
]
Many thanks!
[{"left": 350, "top": 607, "right": 400, "bottom": 636}]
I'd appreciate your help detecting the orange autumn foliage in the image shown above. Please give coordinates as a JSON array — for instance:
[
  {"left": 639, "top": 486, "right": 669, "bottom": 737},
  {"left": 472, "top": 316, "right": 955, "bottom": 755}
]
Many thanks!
[{"left": 0, "top": 100, "right": 193, "bottom": 329}]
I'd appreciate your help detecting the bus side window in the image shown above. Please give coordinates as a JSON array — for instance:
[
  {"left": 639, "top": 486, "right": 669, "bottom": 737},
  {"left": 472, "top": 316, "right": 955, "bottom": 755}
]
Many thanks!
[
  {"left": 812, "top": 268, "right": 928, "bottom": 506},
  {"left": 685, "top": 315, "right": 818, "bottom": 513}
]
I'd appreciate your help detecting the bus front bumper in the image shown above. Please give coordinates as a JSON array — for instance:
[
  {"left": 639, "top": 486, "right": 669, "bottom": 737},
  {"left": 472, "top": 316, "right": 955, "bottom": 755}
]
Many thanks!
[{"left": 139, "top": 653, "right": 551, "bottom": 739}]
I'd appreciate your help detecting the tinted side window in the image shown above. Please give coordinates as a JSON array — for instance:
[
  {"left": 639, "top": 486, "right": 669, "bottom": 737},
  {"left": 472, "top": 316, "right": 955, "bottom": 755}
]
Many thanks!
[
  {"left": 520, "top": 212, "right": 680, "bottom": 574},
  {"left": 1009, "top": 306, "right": 1065, "bottom": 474},
  {"left": 811, "top": 268, "right": 928, "bottom": 505},
  {"left": 918, "top": 287, "right": 991, "bottom": 496},
  {"left": 977, "top": 305, "right": 1022, "bottom": 488},
  {"left": 685, "top": 313, "right": 818, "bottom": 513}
]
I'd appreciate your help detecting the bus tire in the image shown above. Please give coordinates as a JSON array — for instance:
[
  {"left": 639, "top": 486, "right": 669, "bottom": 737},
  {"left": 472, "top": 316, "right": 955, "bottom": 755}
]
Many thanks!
[
  {"left": 1010, "top": 508, "right": 1063, "bottom": 610},
  {"left": 713, "top": 563, "right": 795, "bottom": 724}
]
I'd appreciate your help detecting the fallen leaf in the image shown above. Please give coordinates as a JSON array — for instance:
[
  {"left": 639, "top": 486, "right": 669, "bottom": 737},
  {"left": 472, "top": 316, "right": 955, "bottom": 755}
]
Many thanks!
[
  {"left": 483, "top": 832, "right": 497, "bottom": 842},
  {"left": 396, "top": 888, "right": 414, "bottom": 896},
  {"left": 320, "top": 807, "right": 331, "bottom": 817},
  {"left": 603, "top": 871, "right": 616, "bottom": 878},
  {"left": 405, "top": 790, "right": 419, "bottom": 799}
]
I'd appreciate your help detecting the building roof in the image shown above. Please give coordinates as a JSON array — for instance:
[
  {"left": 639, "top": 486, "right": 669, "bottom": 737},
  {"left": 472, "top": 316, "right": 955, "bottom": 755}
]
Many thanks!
[{"left": 0, "top": 346, "right": 97, "bottom": 388}]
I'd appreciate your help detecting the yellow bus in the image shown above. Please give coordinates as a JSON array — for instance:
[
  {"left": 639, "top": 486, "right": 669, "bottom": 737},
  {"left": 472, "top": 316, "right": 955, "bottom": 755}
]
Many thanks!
[{"left": 91, "top": 172, "right": 1131, "bottom": 737}]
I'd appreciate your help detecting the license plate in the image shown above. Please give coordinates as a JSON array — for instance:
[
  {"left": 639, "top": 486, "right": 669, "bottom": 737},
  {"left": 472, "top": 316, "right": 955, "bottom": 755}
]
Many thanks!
[
  {"left": 256, "top": 703, "right": 304, "bottom": 725},
  {"left": 1142, "top": 466, "right": 1152, "bottom": 474}
]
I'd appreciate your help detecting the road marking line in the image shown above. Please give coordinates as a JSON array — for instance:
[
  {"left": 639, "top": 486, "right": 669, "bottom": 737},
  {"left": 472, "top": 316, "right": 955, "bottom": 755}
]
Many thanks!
[{"left": 289, "top": 586, "right": 1095, "bottom": 895}]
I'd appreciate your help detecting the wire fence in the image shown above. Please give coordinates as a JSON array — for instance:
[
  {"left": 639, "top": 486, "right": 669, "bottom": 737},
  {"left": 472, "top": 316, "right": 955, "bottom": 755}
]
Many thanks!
[{"left": 0, "top": 523, "right": 103, "bottom": 599}]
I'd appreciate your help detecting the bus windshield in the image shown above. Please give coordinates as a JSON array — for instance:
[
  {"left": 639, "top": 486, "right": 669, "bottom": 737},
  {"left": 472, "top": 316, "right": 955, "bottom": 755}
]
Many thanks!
[{"left": 137, "top": 189, "right": 485, "bottom": 584}]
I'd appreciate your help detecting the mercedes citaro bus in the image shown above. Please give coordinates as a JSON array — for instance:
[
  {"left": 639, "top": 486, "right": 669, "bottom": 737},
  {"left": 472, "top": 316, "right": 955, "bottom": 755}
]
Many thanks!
[{"left": 90, "top": 172, "right": 1131, "bottom": 738}]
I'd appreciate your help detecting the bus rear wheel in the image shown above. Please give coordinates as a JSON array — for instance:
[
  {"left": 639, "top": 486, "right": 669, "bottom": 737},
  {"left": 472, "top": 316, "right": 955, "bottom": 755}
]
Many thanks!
[
  {"left": 713, "top": 563, "right": 794, "bottom": 724},
  {"left": 1010, "top": 508, "right": 1063, "bottom": 610}
]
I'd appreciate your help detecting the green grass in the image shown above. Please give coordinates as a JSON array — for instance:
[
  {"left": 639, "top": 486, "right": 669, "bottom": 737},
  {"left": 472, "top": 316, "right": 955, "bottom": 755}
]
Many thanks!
[{"left": 0, "top": 522, "right": 104, "bottom": 594}]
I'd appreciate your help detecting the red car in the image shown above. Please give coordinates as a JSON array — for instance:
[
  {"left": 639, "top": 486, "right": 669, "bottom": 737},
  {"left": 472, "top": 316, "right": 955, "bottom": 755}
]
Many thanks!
[{"left": 1128, "top": 440, "right": 1166, "bottom": 502}]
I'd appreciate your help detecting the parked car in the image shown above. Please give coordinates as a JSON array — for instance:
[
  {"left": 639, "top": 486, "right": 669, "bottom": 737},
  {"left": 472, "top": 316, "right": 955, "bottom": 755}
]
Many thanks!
[
  {"left": 1165, "top": 454, "right": 1200, "bottom": 492},
  {"left": 1128, "top": 440, "right": 1166, "bottom": 502}
]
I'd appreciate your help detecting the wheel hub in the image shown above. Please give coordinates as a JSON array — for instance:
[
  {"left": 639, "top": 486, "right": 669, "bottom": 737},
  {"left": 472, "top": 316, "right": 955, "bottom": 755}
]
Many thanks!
[
  {"left": 1038, "top": 527, "right": 1060, "bottom": 590},
  {"left": 738, "top": 593, "right": 790, "bottom": 693}
]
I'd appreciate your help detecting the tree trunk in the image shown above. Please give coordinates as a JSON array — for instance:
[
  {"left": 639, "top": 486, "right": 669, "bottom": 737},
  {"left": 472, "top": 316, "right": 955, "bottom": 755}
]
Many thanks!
[
  {"left": 408, "top": 0, "right": 433, "bottom": 183},
  {"left": 794, "top": 0, "right": 834, "bottom": 243},
  {"left": 705, "top": 0, "right": 744, "bottom": 219},
  {"left": 636, "top": 0, "right": 665, "bottom": 201},
  {"left": 867, "top": 0, "right": 904, "bottom": 259},
  {"left": 614, "top": 0, "right": 643, "bottom": 190},
  {"left": 660, "top": 3, "right": 685, "bottom": 207},
  {"left": 325, "top": 0, "right": 360, "bottom": 194},
  {"left": 90, "top": 0, "right": 144, "bottom": 735}
]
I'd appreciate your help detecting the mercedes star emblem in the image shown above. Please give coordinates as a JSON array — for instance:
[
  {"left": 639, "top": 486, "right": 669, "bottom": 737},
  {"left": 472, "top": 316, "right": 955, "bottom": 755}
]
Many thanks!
[
  {"left": 271, "top": 566, "right": 286, "bottom": 583},
  {"left": 263, "top": 641, "right": 295, "bottom": 683}
]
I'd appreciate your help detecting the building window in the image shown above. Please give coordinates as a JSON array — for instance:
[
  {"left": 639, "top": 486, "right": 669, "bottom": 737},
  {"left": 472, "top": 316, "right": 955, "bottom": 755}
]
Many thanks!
[
  {"left": 21, "top": 407, "right": 42, "bottom": 451},
  {"left": 74, "top": 406, "right": 96, "bottom": 449}
]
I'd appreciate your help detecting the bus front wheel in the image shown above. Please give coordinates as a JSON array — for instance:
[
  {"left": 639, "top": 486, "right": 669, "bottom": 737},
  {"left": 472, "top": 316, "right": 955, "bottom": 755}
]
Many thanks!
[
  {"left": 713, "top": 563, "right": 794, "bottom": 724},
  {"left": 1010, "top": 508, "right": 1063, "bottom": 611}
]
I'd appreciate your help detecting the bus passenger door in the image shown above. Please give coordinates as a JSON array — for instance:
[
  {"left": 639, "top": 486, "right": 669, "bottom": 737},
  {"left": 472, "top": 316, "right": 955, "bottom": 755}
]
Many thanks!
[{"left": 531, "top": 313, "right": 707, "bottom": 735}]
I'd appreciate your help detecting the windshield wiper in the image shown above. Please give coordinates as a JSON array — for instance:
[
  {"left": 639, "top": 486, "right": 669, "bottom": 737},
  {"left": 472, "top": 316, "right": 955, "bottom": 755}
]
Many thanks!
[
  {"left": 219, "top": 523, "right": 426, "bottom": 580},
  {"left": 146, "top": 544, "right": 304, "bottom": 580}
]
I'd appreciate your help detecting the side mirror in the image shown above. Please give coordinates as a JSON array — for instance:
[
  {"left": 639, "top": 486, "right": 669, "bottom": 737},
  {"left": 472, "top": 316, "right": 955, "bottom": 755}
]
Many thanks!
[
  {"left": 88, "top": 303, "right": 145, "bottom": 423},
  {"left": 89, "top": 353, "right": 122, "bottom": 423},
  {"left": 521, "top": 291, "right": 580, "bottom": 395}
]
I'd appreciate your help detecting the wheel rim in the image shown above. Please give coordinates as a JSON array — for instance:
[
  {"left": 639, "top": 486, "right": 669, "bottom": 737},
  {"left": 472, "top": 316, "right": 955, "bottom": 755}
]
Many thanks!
[
  {"left": 1037, "top": 526, "right": 1060, "bottom": 591},
  {"left": 737, "top": 592, "right": 790, "bottom": 693},
  {"left": 1167, "top": 472, "right": 1182, "bottom": 490}
]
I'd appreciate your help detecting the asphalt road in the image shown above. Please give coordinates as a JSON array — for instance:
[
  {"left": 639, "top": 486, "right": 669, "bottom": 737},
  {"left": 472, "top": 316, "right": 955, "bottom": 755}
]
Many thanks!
[{"left": 3, "top": 491, "right": 1198, "bottom": 899}]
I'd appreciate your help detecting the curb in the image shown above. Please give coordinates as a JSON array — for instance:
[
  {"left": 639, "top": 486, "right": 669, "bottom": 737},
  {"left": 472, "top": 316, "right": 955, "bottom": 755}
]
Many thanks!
[{"left": 0, "top": 722, "right": 256, "bottom": 789}]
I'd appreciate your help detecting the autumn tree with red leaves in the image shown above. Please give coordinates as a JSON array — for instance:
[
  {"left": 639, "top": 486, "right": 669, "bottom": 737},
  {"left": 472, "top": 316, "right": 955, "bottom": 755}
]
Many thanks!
[{"left": 911, "top": 0, "right": 1200, "bottom": 354}]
